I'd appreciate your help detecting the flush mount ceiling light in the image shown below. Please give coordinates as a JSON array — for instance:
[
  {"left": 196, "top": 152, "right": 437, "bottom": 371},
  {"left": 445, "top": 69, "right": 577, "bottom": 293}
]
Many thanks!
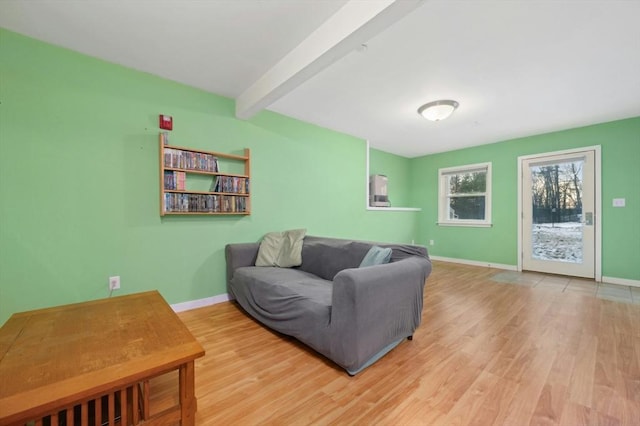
[{"left": 417, "top": 100, "right": 459, "bottom": 121}]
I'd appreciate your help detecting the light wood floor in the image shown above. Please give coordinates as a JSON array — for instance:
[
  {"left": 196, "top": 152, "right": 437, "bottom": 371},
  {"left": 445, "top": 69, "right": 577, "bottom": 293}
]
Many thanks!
[{"left": 151, "top": 261, "right": 640, "bottom": 425}]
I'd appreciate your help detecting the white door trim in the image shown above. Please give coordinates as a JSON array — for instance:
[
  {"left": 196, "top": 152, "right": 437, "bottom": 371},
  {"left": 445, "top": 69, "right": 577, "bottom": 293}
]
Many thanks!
[{"left": 517, "top": 146, "right": 602, "bottom": 281}]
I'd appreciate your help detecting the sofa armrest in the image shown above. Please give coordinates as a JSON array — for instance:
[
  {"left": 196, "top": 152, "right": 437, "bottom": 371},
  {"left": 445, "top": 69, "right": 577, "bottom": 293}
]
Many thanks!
[
  {"left": 330, "top": 256, "right": 432, "bottom": 368},
  {"left": 225, "top": 243, "right": 260, "bottom": 286}
]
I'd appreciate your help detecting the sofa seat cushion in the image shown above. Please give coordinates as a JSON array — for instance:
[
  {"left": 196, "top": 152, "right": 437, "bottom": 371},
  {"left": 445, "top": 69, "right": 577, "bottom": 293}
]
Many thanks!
[{"left": 231, "top": 266, "right": 333, "bottom": 339}]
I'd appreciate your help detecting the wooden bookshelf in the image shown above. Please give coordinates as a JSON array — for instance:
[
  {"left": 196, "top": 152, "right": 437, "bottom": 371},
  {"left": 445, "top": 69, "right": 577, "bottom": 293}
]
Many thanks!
[{"left": 159, "top": 133, "right": 250, "bottom": 216}]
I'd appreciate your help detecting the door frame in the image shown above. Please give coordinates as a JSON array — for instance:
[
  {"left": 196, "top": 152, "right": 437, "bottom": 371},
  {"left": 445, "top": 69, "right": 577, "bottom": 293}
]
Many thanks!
[{"left": 517, "top": 146, "right": 602, "bottom": 281}]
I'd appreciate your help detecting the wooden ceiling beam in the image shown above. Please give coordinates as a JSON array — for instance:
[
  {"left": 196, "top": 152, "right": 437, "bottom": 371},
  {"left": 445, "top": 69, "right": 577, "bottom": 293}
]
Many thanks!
[{"left": 235, "top": 0, "right": 425, "bottom": 120}]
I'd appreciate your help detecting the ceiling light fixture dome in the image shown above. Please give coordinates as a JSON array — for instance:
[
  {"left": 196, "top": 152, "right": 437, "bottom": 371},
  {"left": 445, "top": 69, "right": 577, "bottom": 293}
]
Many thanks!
[{"left": 417, "top": 100, "right": 459, "bottom": 121}]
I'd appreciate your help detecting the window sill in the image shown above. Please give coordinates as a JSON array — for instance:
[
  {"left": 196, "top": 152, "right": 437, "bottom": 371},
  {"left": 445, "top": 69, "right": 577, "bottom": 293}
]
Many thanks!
[
  {"left": 368, "top": 207, "right": 421, "bottom": 212},
  {"left": 437, "top": 222, "right": 493, "bottom": 228}
]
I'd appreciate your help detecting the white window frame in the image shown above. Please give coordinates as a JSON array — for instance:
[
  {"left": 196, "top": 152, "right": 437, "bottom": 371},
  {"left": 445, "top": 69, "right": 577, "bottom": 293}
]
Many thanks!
[{"left": 438, "top": 162, "right": 492, "bottom": 227}]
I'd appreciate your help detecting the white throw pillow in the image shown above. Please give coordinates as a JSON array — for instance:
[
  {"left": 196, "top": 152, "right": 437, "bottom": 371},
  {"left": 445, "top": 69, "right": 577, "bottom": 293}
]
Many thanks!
[{"left": 255, "top": 229, "right": 307, "bottom": 267}]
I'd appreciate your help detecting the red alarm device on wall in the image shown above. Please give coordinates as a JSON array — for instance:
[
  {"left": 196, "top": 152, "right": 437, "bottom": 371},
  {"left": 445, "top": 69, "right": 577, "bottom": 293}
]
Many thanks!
[{"left": 159, "top": 114, "right": 173, "bottom": 130}]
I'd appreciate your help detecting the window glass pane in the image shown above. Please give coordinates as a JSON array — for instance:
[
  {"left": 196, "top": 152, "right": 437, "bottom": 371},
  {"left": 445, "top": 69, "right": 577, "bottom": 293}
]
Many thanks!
[
  {"left": 447, "top": 171, "right": 486, "bottom": 194},
  {"left": 438, "top": 162, "right": 491, "bottom": 226},
  {"left": 449, "top": 196, "right": 486, "bottom": 220},
  {"left": 530, "top": 160, "right": 584, "bottom": 263}
]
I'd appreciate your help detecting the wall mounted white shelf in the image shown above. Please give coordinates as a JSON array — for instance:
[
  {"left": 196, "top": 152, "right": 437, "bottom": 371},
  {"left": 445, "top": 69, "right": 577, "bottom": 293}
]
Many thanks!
[
  {"left": 365, "top": 141, "right": 422, "bottom": 212},
  {"left": 367, "top": 206, "right": 421, "bottom": 212}
]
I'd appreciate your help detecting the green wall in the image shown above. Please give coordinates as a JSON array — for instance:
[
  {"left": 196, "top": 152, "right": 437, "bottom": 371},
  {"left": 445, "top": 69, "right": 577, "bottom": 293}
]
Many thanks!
[
  {"left": 0, "top": 29, "right": 420, "bottom": 324},
  {"left": 411, "top": 117, "right": 640, "bottom": 280},
  {"left": 2, "top": 28, "right": 637, "bottom": 325},
  {"left": 369, "top": 148, "right": 413, "bottom": 207}
]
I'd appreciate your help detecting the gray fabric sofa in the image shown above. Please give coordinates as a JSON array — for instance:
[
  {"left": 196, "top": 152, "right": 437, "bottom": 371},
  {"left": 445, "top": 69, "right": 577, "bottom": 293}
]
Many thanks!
[{"left": 225, "top": 236, "right": 432, "bottom": 375}]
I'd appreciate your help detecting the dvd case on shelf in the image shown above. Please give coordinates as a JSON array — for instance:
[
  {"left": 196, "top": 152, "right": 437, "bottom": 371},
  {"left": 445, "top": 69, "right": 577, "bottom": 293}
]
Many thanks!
[{"left": 160, "top": 132, "right": 250, "bottom": 215}]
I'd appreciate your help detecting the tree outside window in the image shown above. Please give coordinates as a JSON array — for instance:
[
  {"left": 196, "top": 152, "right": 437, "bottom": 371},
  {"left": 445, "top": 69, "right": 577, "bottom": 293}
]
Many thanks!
[{"left": 438, "top": 163, "right": 492, "bottom": 227}]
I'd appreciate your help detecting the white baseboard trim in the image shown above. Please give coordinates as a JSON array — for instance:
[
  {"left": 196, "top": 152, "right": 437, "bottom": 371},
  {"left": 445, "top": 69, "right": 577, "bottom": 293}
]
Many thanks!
[
  {"left": 171, "top": 293, "right": 232, "bottom": 313},
  {"left": 601, "top": 276, "right": 640, "bottom": 288},
  {"left": 430, "top": 256, "right": 518, "bottom": 271}
]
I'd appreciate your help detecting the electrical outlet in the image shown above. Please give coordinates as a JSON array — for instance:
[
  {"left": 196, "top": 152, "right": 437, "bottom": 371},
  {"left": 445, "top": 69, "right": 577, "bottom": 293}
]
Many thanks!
[
  {"left": 109, "top": 276, "right": 121, "bottom": 291},
  {"left": 429, "top": 240, "right": 435, "bottom": 246}
]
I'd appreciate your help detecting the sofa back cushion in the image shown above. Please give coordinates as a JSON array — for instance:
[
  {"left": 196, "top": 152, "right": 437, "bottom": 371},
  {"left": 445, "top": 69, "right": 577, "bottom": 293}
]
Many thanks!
[
  {"left": 378, "top": 243, "right": 428, "bottom": 262},
  {"left": 298, "top": 237, "right": 372, "bottom": 280}
]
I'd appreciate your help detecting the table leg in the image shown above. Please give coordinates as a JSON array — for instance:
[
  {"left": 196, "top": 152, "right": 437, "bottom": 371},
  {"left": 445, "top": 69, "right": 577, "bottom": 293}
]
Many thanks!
[{"left": 179, "top": 361, "right": 196, "bottom": 426}]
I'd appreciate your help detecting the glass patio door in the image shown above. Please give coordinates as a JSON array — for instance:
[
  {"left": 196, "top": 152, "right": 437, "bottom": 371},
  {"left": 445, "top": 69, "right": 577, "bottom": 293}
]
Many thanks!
[{"left": 521, "top": 150, "right": 595, "bottom": 278}]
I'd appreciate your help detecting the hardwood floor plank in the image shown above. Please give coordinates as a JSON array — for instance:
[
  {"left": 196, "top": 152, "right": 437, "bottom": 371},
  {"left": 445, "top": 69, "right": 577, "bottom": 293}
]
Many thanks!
[
  {"left": 439, "top": 370, "right": 506, "bottom": 426},
  {"left": 467, "top": 375, "right": 519, "bottom": 426},
  {"left": 529, "top": 340, "right": 578, "bottom": 425},
  {"left": 500, "top": 343, "right": 556, "bottom": 426},
  {"left": 149, "top": 261, "right": 640, "bottom": 425},
  {"left": 568, "top": 333, "right": 598, "bottom": 408},
  {"left": 529, "top": 383, "right": 567, "bottom": 426},
  {"left": 558, "top": 402, "right": 621, "bottom": 426}
]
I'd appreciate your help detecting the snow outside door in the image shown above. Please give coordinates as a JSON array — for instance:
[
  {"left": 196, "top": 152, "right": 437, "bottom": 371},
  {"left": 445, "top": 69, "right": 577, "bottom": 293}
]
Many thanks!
[{"left": 522, "top": 150, "right": 595, "bottom": 278}]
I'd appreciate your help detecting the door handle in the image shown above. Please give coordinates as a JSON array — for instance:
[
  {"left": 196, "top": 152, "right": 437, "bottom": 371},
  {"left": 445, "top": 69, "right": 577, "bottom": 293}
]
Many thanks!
[{"left": 585, "top": 212, "right": 593, "bottom": 226}]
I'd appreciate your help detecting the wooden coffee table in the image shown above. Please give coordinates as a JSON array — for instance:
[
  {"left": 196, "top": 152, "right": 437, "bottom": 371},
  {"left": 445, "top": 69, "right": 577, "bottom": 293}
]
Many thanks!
[{"left": 0, "top": 291, "right": 205, "bottom": 426}]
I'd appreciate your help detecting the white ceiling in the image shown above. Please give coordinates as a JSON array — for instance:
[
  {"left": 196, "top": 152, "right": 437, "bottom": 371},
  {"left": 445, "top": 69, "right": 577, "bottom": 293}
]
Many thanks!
[{"left": 1, "top": 0, "right": 639, "bottom": 158}]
